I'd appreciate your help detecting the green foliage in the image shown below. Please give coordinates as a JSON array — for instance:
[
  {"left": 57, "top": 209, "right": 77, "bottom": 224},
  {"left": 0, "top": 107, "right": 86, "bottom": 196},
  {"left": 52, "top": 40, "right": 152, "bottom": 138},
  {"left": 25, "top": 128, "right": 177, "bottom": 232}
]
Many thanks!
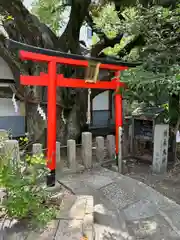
[
  {"left": 31, "top": 0, "right": 66, "bottom": 34},
  {"left": 94, "top": 3, "right": 180, "bottom": 107},
  {"left": 121, "top": 65, "right": 179, "bottom": 103},
  {"left": 91, "top": 33, "right": 100, "bottom": 46},
  {"left": 93, "top": 3, "right": 120, "bottom": 39},
  {"left": 0, "top": 137, "right": 57, "bottom": 226}
]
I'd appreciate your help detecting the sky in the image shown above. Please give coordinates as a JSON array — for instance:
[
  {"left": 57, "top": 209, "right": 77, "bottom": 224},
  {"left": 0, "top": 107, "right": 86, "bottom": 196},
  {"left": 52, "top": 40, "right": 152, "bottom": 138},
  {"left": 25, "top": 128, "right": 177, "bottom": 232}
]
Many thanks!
[{"left": 24, "top": 0, "right": 33, "bottom": 9}]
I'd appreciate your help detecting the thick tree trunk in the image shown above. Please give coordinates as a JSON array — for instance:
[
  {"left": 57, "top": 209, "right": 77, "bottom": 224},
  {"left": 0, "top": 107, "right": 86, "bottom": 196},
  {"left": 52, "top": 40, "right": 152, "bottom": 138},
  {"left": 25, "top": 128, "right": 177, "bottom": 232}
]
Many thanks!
[{"left": 0, "top": 0, "right": 92, "bottom": 145}]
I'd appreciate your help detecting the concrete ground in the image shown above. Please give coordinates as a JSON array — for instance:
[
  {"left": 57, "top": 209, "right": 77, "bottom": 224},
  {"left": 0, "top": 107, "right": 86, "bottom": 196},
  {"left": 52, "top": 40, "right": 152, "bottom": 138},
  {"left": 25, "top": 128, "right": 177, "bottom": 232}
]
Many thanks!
[{"left": 58, "top": 167, "right": 180, "bottom": 240}]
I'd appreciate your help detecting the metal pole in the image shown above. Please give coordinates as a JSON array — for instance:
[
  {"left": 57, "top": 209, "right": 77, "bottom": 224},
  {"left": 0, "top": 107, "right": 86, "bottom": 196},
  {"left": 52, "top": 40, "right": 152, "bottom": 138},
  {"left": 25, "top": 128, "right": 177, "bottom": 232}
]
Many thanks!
[{"left": 46, "top": 60, "right": 57, "bottom": 187}]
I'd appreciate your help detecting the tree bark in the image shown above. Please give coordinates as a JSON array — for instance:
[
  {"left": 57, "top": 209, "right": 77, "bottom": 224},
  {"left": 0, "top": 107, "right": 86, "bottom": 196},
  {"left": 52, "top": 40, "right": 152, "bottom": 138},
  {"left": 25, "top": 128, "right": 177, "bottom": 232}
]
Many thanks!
[
  {"left": 0, "top": 0, "right": 93, "bottom": 145},
  {"left": 0, "top": 0, "right": 136, "bottom": 145}
]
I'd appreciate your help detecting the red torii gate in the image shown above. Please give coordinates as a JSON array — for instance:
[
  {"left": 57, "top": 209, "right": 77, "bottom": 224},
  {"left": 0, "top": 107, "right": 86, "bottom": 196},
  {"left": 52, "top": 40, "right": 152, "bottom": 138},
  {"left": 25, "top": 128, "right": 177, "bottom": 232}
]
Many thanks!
[{"left": 7, "top": 39, "right": 138, "bottom": 186}]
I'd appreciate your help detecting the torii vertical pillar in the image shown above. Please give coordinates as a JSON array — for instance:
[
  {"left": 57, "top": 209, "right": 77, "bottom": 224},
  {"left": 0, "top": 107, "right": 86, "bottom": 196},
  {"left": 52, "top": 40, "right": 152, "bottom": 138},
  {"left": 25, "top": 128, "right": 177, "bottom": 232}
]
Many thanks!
[
  {"left": 46, "top": 61, "right": 57, "bottom": 186},
  {"left": 115, "top": 71, "right": 123, "bottom": 172}
]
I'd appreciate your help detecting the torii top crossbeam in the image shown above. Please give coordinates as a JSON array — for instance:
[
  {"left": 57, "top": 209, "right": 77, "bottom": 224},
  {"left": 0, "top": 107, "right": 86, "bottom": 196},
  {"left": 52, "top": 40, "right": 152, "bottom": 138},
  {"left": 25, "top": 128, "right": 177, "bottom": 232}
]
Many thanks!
[{"left": 6, "top": 38, "right": 139, "bottom": 186}]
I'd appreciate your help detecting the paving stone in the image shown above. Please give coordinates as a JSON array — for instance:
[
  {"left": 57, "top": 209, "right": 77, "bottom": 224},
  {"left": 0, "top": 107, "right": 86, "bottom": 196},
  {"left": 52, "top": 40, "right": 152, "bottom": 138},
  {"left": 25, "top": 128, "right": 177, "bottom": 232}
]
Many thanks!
[
  {"left": 91, "top": 167, "right": 120, "bottom": 179},
  {"left": 132, "top": 180, "right": 179, "bottom": 211},
  {"left": 100, "top": 182, "right": 141, "bottom": 210},
  {"left": 126, "top": 214, "right": 180, "bottom": 240},
  {"left": 143, "top": 187, "right": 179, "bottom": 212},
  {"left": 58, "top": 167, "right": 120, "bottom": 191},
  {"left": 113, "top": 175, "right": 179, "bottom": 212},
  {"left": 114, "top": 176, "right": 152, "bottom": 200},
  {"left": 85, "top": 195, "right": 94, "bottom": 215},
  {"left": 58, "top": 177, "right": 87, "bottom": 193},
  {"left": 85, "top": 175, "right": 114, "bottom": 189},
  {"left": 124, "top": 199, "right": 159, "bottom": 221},
  {"left": 162, "top": 208, "right": 180, "bottom": 233},
  {"left": 25, "top": 220, "right": 59, "bottom": 240},
  {"left": 94, "top": 223, "right": 134, "bottom": 240},
  {"left": 58, "top": 167, "right": 180, "bottom": 240},
  {"left": 58, "top": 195, "right": 86, "bottom": 219},
  {"left": 83, "top": 214, "right": 94, "bottom": 240},
  {"left": 54, "top": 219, "right": 83, "bottom": 240}
]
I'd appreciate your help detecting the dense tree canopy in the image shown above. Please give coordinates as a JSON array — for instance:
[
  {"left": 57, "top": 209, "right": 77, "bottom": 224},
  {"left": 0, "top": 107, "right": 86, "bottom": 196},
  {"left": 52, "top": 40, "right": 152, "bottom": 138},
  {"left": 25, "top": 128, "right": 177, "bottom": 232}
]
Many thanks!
[
  {"left": 0, "top": 0, "right": 179, "bottom": 144},
  {"left": 31, "top": 0, "right": 180, "bottom": 102}
]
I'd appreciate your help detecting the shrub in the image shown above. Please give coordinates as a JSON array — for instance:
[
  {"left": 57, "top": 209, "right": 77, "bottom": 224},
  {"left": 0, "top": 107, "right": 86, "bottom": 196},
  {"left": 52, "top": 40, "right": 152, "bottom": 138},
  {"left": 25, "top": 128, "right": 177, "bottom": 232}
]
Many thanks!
[{"left": 0, "top": 136, "right": 57, "bottom": 227}]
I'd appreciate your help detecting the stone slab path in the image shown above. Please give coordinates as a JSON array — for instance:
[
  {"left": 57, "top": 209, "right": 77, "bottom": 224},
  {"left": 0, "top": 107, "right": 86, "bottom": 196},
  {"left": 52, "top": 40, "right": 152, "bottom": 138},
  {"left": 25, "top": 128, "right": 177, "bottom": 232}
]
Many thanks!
[
  {"left": 0, "top": 182, "right": 94, "bottom": 240},
  {"left": 58, "top": 167, "right": 180, "bottom": 240}
]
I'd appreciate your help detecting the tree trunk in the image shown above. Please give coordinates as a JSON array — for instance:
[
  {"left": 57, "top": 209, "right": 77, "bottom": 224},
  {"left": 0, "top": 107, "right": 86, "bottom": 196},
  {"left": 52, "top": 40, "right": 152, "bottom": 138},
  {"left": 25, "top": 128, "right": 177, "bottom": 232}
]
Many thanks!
[{"left": 0, "top": 0, "right": 93, "bottom": 145}]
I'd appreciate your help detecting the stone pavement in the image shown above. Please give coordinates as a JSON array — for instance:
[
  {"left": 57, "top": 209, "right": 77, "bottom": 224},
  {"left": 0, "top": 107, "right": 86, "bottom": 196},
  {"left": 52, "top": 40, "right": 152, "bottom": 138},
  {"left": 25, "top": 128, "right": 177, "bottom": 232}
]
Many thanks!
[
  {"left": 0, "top": 183, "right": 94, "bottom": 240},
  {"left": 58, "top": 167, "right": 180, "bottom": 240}
]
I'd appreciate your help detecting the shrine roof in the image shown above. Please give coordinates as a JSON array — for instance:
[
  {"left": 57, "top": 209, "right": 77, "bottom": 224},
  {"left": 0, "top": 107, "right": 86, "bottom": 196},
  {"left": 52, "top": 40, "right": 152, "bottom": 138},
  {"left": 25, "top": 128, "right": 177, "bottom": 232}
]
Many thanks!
[{"left": 6, "top": 39, "right": 141, "bottom": 68}]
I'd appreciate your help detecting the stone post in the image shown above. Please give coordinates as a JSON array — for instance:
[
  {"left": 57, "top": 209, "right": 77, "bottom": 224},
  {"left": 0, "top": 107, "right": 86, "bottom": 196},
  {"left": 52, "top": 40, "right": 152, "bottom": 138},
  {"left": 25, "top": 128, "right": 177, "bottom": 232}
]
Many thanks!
[
  {"left": 0, "top": 129, "right": 9, "bottom": 140},
  {"left": 0, "top": 129, "right": 9, "bottom": 156},
  {"left": 32, "top": 143, "right": 42, "bottom": 156},
  {"left": 82, "top": 132, "right": 92, "bottom": 168},
  {"left": 67, "top": 139, "right": 76, "bottom": 171},
  {"left": 32, "top": 143, "right": 44, "bottom": 168},
  {"left": 56, "top": 141, "right": 61, "bottom": 164},
  {"left": 95, "top": 136, "right": 104, "bottom": 162},
  {"left": 3, "top": 140, "right": 20, "bottom": 164},
  {"left": 106, "top": 135, "right": 115, "bottom": 159},
  {"left": 152, "top": 124, "right": 169, "bottom": 174},
  {"left": 118, "top": 127, "right": 123, "bottom": 173}
]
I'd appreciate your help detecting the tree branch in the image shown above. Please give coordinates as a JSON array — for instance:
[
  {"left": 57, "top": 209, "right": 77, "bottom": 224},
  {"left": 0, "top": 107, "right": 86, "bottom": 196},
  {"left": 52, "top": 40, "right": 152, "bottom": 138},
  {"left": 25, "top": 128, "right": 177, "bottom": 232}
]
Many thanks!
[
  {"left": 118, "top": 35, "right": 145, "bottom": 58},
  {"left": 58, "top": 0, "right": 91, "bottom": 53}
]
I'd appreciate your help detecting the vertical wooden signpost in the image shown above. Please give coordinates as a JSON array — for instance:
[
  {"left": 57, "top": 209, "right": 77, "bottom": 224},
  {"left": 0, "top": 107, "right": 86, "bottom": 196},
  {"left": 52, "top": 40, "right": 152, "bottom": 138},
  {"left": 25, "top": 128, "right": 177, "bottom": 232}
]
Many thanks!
[{"left": 7, "top": 39, "right": 138, "bottom": 186}]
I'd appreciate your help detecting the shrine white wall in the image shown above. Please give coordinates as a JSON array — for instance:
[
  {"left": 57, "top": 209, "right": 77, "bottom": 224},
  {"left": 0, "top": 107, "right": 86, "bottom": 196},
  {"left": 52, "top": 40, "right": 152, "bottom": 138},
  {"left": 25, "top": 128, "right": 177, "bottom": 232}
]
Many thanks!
[
  {"left": 0, "top": 57, "right": 25, "bottom": 137},
  {"left": 93, "top": 91, "right": 109, "bottom": 111}
]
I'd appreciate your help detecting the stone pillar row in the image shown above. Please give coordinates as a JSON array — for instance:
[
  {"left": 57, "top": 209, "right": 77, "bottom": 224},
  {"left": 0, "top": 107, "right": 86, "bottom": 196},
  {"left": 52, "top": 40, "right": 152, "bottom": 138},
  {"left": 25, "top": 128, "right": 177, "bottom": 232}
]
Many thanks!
[
  {"left": 0, "top": 130, "right": 116, "bottom": 172},
  {"left": 0, "top": 126, "right": 169, "bottom": 174}
]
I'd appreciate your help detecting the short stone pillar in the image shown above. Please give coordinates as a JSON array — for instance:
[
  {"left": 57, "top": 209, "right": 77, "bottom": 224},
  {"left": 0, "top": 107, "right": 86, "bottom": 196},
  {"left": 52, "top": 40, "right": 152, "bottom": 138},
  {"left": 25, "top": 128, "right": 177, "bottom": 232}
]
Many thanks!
[
  {"left": 56, "top": 141, "right": 61, "bottom": 164},
  {"left": 96, "top": 136, "right": 104, "bottom": 162},
  {"left": 32, "top": 143, "right": 42, "bottom": 156},
  {"left": 82, "top": 132, "right": 92, "bottom": 168},
  {"left": 67, "top": 139, "right": 76, "bottom": 171},
  {"left": 152, "top": 124, "right": 169, "bottom": 174},
  {"left": 32, "top": 143, "right": 45, "bottom": 167},
  {"left": 3, "top": 140, "right": 20, "bottom": 164},
  {"left": 0, "top": 129, "right": 8, "bottom": 155},
  {"left": 0, "top": 129, "right": 9, "bottom": 141},
  {"left": 106, "top": 135, "right": 115, "bottom": 159}
]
